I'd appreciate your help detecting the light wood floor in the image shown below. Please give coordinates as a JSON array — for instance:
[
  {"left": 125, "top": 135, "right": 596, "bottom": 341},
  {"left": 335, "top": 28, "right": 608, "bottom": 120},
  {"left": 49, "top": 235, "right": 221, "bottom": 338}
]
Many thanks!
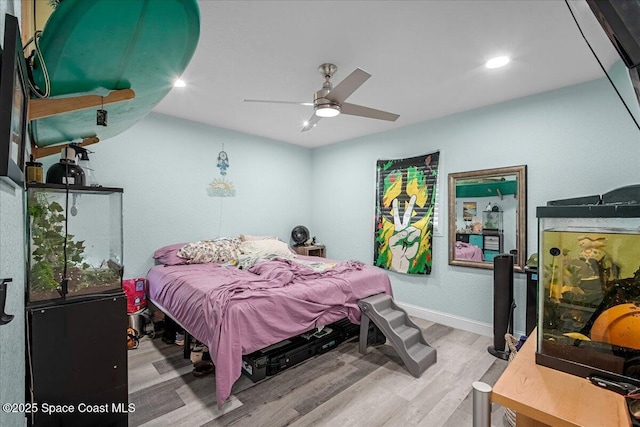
[{"left": 127, "top": 319, "right": 509, "bottom": 427}]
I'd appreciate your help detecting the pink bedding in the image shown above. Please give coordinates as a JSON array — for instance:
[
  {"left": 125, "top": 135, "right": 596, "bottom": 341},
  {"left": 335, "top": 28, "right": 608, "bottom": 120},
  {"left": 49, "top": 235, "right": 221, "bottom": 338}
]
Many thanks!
[
  {"left": 454, "top": 241, "right": 483, "bottom": 261},
  {"left": 146, "top": 256, "right": 392, "bottom": 408}
]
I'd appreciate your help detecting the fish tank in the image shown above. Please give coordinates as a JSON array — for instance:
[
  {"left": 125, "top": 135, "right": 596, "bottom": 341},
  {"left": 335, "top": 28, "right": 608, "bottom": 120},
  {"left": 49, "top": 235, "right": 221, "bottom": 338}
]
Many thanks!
[
  {"left": 26, "top": 183, "right": 123, "bottom": 306},
  {"left": 536, "top": 203, "right": 640, "bottom": 387}
]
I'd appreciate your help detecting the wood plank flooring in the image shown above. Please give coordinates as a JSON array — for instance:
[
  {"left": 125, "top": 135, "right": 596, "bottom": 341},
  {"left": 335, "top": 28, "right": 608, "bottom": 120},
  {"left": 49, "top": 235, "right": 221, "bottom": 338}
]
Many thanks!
[{"left": 128, "top": 319, "right": 509, "bottom": 427}]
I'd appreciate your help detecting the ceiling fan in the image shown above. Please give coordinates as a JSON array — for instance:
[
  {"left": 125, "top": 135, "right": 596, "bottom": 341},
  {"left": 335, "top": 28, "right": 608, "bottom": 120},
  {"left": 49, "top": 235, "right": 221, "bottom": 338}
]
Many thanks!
[{"left": 244, "top": 63, "right": 400, "bottom": 132}]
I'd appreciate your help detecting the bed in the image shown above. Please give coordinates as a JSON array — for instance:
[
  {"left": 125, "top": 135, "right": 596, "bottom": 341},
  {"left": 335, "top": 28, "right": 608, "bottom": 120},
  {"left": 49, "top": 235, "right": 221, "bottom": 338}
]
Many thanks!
[
  {"left": 454, "top": 241, "right": 483, "bottom": 261},
  {"left": 146, "top": 238, "right": 393, "bottom": 408}
]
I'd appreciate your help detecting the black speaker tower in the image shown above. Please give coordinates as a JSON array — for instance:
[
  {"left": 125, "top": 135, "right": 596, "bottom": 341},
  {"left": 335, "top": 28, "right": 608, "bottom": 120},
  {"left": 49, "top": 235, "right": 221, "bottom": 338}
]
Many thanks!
[{"left": 488, "top": 254, "right": 515, "bottom": 360}]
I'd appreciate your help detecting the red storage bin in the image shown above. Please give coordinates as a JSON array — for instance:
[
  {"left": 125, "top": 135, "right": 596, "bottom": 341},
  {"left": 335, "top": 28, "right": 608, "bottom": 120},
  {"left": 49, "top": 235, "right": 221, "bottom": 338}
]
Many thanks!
[{"left": 122, "top": 278, "right": 147, "bottom": 313}]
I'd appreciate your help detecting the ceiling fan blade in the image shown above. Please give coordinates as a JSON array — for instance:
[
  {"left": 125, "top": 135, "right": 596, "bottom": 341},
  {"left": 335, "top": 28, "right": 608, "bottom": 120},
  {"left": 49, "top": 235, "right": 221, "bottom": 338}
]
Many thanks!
[
  {"left": 325, "top": 68, "right": 371, "bottom": 104},
  {"left": 301, "top": 114, "right": 321, "bottom": 132},
  {"left": 244, "top": 99, "right": 314, "bottom": 106},
  {"left": 341, "top": 102, "right": 399, "bottom": 121}
]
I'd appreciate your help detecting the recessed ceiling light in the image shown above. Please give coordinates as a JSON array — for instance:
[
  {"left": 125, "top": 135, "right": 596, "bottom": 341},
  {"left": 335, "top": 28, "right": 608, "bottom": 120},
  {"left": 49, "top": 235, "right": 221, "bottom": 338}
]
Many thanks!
[
  {"left": 303, "top": 121, "right": 309, "bottom": 127},
  {"left": 485, "top": 56, "right": 510, "bottom": 69},
  {"left": 173, "top": 78, "right": 186, "bottom": 88}
]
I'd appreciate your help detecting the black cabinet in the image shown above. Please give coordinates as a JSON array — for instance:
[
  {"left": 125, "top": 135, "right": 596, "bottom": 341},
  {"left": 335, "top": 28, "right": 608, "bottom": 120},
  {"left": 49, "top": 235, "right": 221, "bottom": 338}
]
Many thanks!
[{"left": 26, "top": 293, "right": 128, "bottom": 427}]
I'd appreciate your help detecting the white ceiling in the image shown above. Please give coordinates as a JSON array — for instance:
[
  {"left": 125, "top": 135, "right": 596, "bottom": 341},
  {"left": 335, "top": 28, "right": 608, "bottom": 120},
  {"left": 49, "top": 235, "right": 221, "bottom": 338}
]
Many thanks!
[{"left": 153, "top": 0, "right": 619, "bottom": 148}]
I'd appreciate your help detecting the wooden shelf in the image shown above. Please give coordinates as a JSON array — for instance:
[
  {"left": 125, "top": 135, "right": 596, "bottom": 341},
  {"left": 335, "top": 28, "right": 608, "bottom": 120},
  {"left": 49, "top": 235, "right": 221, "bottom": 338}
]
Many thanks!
[
  {"left": 492, "top": 329, "right": 630, "bottom": 427},
  {"left": 29, "top": 89, "right": 135, "bottom": 122}
]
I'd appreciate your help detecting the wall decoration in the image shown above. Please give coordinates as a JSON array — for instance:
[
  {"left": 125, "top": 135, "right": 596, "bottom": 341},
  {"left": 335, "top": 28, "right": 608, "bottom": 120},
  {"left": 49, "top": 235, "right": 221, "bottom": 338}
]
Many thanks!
[
  {"left": 208, "top": 177, "right": 236, "bottom": 197},
  {"left": 375, "top": 151, "right": 440, "bottom": 274},
  {"left": 463, "top": 202, "right": 477, "bottom": 220},
  {"left": 208, "top": 146, "right": 236, "bottom": 197}
]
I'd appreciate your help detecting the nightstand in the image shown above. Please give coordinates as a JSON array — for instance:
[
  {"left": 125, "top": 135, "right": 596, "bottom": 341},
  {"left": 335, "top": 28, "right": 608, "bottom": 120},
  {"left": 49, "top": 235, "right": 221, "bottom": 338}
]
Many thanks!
[{"left": 294, "top": 245, "right": 326, "bottom": 257}]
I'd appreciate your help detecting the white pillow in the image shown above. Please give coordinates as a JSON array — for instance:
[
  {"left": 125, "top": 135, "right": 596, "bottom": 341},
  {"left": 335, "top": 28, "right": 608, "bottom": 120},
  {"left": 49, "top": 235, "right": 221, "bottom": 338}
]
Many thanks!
[
  {"left": 240, "top": 239, "right": 294, "bottom": 259},
  {"left": 240, "top": 234, "right": 277, "bottom": 242}
]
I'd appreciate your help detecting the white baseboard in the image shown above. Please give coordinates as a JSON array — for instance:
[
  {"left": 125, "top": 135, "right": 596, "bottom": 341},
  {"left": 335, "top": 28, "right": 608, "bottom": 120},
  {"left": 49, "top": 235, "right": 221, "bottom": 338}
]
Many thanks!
[{"left": 395, "top": 301, "right": 494, "bottom": 337}]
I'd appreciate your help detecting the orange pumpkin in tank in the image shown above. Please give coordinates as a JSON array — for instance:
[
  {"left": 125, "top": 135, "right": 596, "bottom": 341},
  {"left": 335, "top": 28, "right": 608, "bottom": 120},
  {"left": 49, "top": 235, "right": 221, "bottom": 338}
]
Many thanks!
[{"left": 591, "top": 303, "right": 640, "bottom": 350}]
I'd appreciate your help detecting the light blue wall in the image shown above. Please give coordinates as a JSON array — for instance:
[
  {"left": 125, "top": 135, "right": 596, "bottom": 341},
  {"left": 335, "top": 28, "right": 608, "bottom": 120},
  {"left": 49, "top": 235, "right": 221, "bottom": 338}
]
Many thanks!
[
  {"left": 50, "top": 113, "right": 313, "bottom": 279},
  {"left": 309, "top": 76, "right": 640, "bottom": 335},
  {"left": 0, "top": 4, "right": 26, "bottom": 426},
  {"left": 0, "top": 182, "right": 25, "bottom": 427}
]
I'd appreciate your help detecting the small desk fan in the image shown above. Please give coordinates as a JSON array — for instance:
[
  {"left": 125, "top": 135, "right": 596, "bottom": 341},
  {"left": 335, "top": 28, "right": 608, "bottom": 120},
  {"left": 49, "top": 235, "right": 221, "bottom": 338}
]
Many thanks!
[{"left": 291, "top": 225, "right": 310, "bottom": 246}]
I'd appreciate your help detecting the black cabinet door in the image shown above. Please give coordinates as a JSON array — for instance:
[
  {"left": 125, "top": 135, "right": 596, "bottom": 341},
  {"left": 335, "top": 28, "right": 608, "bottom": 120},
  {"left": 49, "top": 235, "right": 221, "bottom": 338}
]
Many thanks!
[{"left": 27, "top": 293, "right": 128, "bottom": 427}]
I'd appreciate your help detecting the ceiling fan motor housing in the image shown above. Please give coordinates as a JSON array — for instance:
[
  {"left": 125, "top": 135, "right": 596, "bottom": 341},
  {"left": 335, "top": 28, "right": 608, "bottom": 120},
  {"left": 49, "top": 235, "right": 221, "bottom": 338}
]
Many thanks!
[
  {"left": 314, "top": 88, "right": 333, "bottom": 105},
  {"left": 314, "top": 87, "right": 340, "bottom": 116}
]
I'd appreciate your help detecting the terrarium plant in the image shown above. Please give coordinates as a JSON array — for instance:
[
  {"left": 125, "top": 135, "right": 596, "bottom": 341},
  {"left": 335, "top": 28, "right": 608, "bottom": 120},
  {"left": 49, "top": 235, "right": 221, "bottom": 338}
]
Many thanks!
[{"left": 27, "top": 191, "right": 88, "bottom": 293}]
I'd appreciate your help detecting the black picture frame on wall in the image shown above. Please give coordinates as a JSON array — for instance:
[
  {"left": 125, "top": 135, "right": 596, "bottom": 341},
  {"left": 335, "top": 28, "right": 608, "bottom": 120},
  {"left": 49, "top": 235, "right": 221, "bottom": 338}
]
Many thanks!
[{"left": 0, "top": 13, "right": 28, "bottom": 187}]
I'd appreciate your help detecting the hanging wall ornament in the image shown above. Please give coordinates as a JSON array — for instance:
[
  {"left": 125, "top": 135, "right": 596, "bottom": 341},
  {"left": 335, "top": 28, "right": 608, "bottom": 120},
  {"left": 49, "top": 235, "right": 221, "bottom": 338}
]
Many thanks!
[
  {"left": 216, "top": 150, "right": 229, "bottom": 176},
  {"left": 208, "top": 145, "right": 236, "bottom": 197}
]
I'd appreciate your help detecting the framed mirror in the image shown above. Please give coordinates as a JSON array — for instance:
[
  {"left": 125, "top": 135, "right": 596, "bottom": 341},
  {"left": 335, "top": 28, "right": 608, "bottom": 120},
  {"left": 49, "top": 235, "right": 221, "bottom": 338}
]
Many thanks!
[{"left": 448, "top": 165, "right": 527, "bottom": 272}]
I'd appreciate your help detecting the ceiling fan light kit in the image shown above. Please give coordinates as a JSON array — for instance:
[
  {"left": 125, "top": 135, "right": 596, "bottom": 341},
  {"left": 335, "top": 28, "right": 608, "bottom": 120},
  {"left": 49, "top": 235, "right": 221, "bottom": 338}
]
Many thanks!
[
  {"left": 315, "top": 103, "right": 341, "bottom": 117},
  {"left": 244, "top": 63, "right": 399, "bottom": 132}
]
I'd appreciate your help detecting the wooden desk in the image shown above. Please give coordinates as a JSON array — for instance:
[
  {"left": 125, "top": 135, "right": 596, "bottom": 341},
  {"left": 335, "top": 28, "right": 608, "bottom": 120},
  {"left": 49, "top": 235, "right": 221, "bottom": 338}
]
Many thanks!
[{"left": 491, "top": 329, "right": 631, "bottom": 427}]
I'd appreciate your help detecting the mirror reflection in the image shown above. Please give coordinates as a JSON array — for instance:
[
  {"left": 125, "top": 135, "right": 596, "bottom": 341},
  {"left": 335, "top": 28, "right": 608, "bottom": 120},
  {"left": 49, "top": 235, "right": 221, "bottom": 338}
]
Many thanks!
[{"left": 448, "top": 166, "right": 527, "bottom": 272}]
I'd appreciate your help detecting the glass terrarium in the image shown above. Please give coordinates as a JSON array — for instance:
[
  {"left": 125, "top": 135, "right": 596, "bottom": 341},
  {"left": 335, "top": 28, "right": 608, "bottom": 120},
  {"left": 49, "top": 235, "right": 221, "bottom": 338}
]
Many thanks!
[
  {"left": 482, "top": 210, "right": 503, "bottom": 232},
  {"left": 26, "top": 183, "right": 123, "bottom": 306},
  {"left": 536, "top": 203, "right": 640, "bottom": 387}
]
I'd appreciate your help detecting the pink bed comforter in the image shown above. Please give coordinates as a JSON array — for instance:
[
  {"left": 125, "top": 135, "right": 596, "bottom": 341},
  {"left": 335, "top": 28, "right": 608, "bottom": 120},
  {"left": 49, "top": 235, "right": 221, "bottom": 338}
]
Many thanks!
[
  {"left": 454, "top": 241, "right": 483, "bottom": 262},
  {"left": 146, "top": 257, "right": 392, "bottom": 407}
]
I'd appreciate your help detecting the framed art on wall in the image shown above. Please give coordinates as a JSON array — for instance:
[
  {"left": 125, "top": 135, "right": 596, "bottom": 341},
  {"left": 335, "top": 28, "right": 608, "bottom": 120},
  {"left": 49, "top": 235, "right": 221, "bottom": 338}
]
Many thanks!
[
  {"left": 0, "top": 13, "right": 29, "bottom": 187},
  {"left": 374, "top": 151, "right": 440, "bottom": 274},
  {"left": 462, "top": 202, "right": 477, "bottom": 220}
]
